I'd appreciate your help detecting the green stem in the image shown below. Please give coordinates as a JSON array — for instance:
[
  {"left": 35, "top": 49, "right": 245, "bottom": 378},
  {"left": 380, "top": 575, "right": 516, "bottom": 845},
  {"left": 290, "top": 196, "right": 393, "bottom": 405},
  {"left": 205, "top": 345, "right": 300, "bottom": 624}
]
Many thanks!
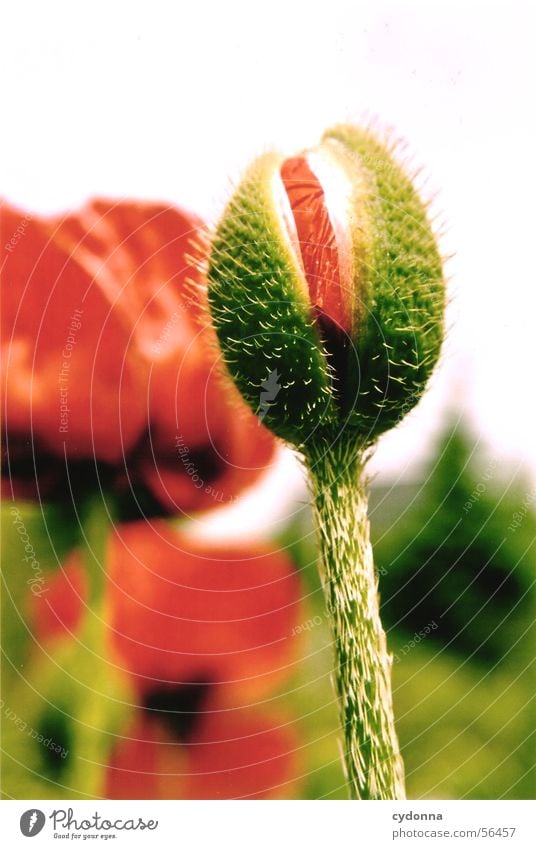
[
  {"left": 3, "top": 491, "right": 133, "bottom": 799},
  {"left": 63, "top": 493, "right": 120, "bottom": 795},
  {"left": 306, "top": 437, "right": 405, "bottom": 800},
  {"left": 79, "top": 493, "right": 113, "bottom": 607}
]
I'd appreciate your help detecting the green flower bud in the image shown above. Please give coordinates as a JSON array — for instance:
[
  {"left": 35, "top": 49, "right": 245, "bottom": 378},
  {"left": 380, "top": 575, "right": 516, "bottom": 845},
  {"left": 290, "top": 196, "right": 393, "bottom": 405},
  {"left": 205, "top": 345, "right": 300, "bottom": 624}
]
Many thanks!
[{"left": 208, "top": 124, "right": 445, "bottom": 450}]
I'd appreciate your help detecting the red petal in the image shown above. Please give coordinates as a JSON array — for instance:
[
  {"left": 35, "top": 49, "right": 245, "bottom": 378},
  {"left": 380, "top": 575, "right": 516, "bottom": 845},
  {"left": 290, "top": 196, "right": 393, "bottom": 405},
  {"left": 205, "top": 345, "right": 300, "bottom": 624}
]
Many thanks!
[
  {"left": 2, "top": 199, "right": 275, "bottom": 510},
  {"left": 104, "top": 716, "right": 160, "bottom": 800},
  {"left": 140, "top": 399, "right": 276, "bottom": 514},
  {"left": 1, "top": 203, "right": 148, "bottom": 463},
  {"left": 105, "top": 706, "right": 299, "bottom": 800},
  {"left": 107, "top": 521, "right": 301, "bottom": 699},
  {"left": 180, "top": 705, "right": 299, "bottom": 800},
  {"left": 30, "top": 550, "right": 87, "bottom": 641},
  {"left": 281, "top": 156, "right": 352, "bottom": 335},
  {"left": 52, "top": 199, "right": 209, "bottom": 461}
]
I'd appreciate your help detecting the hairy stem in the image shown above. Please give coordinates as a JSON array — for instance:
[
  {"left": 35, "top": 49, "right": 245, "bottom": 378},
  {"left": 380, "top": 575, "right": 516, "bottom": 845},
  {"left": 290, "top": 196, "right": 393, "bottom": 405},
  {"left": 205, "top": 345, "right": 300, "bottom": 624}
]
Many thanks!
[{"left": 306, "top": 438, "right": 405, "bottom": 800}]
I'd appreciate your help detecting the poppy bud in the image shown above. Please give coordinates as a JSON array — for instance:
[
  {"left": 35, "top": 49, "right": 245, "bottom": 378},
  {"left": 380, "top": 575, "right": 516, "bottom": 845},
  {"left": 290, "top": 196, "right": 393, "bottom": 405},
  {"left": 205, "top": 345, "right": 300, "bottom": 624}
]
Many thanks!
[{"left": 208, "top": 124, "right": 445, "bottom": 449}]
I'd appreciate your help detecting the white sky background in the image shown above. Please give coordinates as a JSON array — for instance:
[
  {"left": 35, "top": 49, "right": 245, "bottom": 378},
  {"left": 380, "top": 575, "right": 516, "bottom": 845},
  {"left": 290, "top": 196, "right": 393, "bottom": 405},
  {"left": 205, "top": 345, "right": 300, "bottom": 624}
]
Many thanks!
[{"left": 2, "top": 0, "right": 535, "bottom": 536}]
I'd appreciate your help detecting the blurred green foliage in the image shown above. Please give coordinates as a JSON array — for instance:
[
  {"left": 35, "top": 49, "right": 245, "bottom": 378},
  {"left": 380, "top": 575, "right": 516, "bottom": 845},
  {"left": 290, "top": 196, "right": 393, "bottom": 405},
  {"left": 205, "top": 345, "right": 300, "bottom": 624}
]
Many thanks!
[
  {"left": 375, "top": 427, "right": 534, "bottom": 669},
  {"left": 1, "top": 499, "right": 133, "bottom": 799},
  {"left": 1, "top": 501, "right": 80, "bottom": 685}
]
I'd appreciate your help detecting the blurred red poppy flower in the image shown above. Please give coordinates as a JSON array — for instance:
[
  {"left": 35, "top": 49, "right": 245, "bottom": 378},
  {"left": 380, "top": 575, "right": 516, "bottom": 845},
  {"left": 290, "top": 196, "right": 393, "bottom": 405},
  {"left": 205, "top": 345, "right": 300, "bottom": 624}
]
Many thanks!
[
  {"left": 33, "top": 520, "right": 301, "bottom": 701},
  {"left": 105, "top": 701, "right": 299, "bottom": 800},
  {"left": 107, "top": 520, "right": 301, "bottom": 700},
  {"left": 1, "top": 199, "right": 275, "bottom": 513},
  {"left": 31, "top": 520, "right": 302, "bottom": 799}
]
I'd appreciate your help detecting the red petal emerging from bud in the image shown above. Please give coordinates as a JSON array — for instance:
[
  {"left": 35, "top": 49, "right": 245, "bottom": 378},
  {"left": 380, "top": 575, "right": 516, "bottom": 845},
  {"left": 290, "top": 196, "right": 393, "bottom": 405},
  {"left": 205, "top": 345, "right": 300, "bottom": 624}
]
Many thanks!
[{"left": 281, "top": 156, "right": 352, "bottom": 337}]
